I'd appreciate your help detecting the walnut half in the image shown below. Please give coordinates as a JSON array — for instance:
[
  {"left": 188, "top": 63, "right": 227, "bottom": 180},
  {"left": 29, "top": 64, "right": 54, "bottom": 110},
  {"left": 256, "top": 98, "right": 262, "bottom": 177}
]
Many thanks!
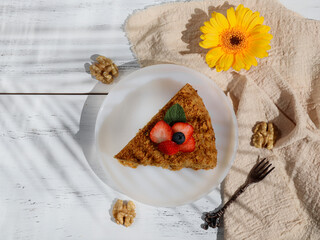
[
  {"left": 89, "top": 56, "right": 118, "bottom": 84},
  {"left": 252, "top": 122, "right": 278, "bottom": 149},
  {"left": 112, "top": 199, "right": 136, "bottom": 227}
]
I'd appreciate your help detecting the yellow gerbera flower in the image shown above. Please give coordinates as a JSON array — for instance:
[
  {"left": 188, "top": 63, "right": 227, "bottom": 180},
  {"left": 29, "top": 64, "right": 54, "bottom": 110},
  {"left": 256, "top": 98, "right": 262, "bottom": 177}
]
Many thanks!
[{"left": 199, "top": 5, "right": 273, "bottom": 71}]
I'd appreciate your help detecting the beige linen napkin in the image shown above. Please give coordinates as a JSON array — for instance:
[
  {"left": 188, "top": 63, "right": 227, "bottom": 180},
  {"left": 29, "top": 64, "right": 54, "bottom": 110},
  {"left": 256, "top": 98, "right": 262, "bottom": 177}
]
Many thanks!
[{"left": 124, "top": 0, "right": 320, "bottom": 239}]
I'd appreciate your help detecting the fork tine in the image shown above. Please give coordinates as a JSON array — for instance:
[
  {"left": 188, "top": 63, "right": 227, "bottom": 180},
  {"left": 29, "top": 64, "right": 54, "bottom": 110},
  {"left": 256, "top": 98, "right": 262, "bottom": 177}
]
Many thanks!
[
  {"left": 259, "top": 163, "right": 272, "bottom": 175},
  {"left": 254, "top": 157, "right": 267, "bottom": 170},
  {"left": 256, "top": 160, "right": 269, "bottom": 173},
  {"left": 260, "top": 167, "right": 275, "bottom": 179}
]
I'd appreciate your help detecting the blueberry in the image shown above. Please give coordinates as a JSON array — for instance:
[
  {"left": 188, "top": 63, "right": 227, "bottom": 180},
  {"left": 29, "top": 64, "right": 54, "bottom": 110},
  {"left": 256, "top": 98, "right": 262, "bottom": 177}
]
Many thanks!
[{"left": 172, "top": 132, "right": 185, "bottom": 145}]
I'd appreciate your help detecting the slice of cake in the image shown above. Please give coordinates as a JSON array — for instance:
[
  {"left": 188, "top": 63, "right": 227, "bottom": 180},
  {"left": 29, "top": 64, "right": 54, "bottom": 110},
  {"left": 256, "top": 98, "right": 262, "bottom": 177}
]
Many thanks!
[{"left": 114, "top": 83, "right": 217, "bottom": 171}]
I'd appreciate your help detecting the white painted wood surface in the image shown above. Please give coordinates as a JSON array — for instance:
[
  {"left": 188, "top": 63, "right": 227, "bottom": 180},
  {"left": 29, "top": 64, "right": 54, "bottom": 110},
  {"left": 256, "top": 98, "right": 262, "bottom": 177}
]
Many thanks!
[
  {"left": 0, "top": 95, "right": 223, "bottom": 240},
  {"left": 0, "top": 0, "right": 319, "bottom": 93},
  {"left": 0, "top": 1, "right": 319, "bottom": 240}
]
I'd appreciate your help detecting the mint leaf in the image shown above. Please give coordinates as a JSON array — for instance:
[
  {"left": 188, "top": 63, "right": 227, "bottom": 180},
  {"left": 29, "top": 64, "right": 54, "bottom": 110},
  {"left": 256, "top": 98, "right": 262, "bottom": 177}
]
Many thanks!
[{"left": 164, "top": 104, "right": 186, "bottom": 126}]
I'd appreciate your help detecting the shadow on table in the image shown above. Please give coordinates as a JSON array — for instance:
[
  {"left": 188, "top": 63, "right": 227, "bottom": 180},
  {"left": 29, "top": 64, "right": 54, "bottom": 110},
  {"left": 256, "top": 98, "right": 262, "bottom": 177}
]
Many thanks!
[
  {"left": 179, "top": 1, "right": 234, "bottom": 61},
  {"left": 75, "top": 59, "right": 139, "bottom": 189},
  {"left": 199, "top": 183, "right": 225, "bottom": 240},
  {"left": 74, "top": 82, "right": 108, "bottom": 186},
  {"left": 218, "top": 181, "right": 225, "bottom": 240}
]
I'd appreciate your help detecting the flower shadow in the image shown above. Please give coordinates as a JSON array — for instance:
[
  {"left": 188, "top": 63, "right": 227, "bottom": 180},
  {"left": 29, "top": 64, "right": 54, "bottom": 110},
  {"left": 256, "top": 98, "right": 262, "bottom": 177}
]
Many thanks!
[{"left": 179, "top": 2, "right": 235, "bottom": 60}]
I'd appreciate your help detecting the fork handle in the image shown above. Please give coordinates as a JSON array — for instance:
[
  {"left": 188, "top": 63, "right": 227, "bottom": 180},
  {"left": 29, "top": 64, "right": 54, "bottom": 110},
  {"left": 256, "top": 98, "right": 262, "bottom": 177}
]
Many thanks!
[
  {"left": 202, "top": 182, "right": 251, "bottom": 229},
  {"left": 220, "top": 182, "right": 250, "bottom": 213}
]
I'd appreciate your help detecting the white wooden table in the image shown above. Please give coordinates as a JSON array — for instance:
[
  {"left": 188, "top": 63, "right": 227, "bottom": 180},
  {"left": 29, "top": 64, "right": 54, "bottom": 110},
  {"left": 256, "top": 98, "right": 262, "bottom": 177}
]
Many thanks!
[{"left": 1, "top": 0, "right": 319, "bottom": 239}]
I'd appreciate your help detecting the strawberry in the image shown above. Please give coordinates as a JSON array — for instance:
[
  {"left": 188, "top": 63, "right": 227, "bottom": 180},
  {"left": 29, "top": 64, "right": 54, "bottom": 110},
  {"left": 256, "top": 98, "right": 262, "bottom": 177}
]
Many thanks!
[
  {"left": 172, "top": 122, "right": 194, "bottom": 142},
  {"left": 150, "top": 120, "right": 173, "bottom": 143},
  {"left": 158, "top": 141, "right": 179, "bottom": 155},
  {"left": 179, "top": 136, "right": 195, "bottom": 153}
]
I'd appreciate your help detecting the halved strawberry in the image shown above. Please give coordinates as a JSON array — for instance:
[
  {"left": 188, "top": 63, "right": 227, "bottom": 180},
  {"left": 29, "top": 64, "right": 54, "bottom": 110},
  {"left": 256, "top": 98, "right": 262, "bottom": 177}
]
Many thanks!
[
  {"left": 158, "top": 141, "right": 179, "bottom": 155},
  {"left": 150, "top": 120, "right": 173, "bottom": 143},
  {"left": 179, "top": 136, "right": 195, "bottom": 153},
  {"left": 172, "top": 122, "right": 194, "bottom": 142}
]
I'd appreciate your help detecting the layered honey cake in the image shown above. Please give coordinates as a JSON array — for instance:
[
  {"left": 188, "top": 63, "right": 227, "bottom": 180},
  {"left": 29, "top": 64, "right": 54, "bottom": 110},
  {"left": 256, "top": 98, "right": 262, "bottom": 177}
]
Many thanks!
[{"left": 114, "top": 83, "right": 217, "bottom": 171}]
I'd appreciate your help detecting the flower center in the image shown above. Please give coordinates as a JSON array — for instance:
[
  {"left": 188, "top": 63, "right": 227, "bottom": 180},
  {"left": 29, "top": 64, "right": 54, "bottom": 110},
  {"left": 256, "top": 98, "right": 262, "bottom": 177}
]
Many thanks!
[
  {"left": 230, "top": 36, "right": 242, "bottom": 46},
  {"left": 220, "top": 28, "right": 248, "bottom": 54}
]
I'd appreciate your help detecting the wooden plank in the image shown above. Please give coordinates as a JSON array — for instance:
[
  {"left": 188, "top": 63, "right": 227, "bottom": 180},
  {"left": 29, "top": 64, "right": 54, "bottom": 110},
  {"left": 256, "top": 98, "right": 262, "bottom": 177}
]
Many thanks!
[
  {"left": 0, "top": 0, "right": 319, "bottom": 93},
  {"left": 280, "top": 0, "right": 320, "bottom": 20},
  {"left": 0, "top": 95, "right": 222, "bottom": 239},
  {"left": 0, "top": 0, "right": 157, "bottom": 93}
]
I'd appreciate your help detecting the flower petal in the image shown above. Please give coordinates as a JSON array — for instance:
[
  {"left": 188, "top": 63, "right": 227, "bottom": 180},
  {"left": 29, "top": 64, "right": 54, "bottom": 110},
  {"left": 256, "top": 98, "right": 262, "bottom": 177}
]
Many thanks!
[
  {"left": 201, "top": 33, "right": 220, "bottom": 41},
  {"left": 236, "top": 5, "right": 250, "bottom": 24},
  {"left": 199, "top": 38, "right": 219, "bottom": 49},
  {"left": 232, "top": 54, "right": 245, "bottom": 71},
  {"left": 252, "top": 39, "right": 272, "bottom": 47},
  {"left": 216, "top": 65, "right": 223, "bottom": 72},
  {"left": 227, "top": 7, "right": 237, "bottom": 27},
  {"left": 249, "top": 25, "right": 271, "bottom": 35},
  {"left": 247, "top": 12, "right": 264, "bottom": 32},
  {"left": 209, "top": 13, "right": 225, "bottom": 33},
  {"left": 212, "top": 12, "right": 229, "bottom": 30},
  {"left": 216, "top": 53, "right": 234, "bottom": 71},
  {"left": 235, "top": 4, "right": 244, "bottom": 15},
  {"left": 241, "top": 9, "right": 255, "bottom": 29},
  {"left": 244, "top": 64, "right": 251, "bottom": 70},
  {"left": 249, "top": 48, "right": 269, "bottom": 58},
  {"left": 248, "top": 41, "right": 271, "bottom": 58},
  {"left": 223, "top": 54, "right": 234, "bottom": 71},
  {"left": 243, "top": 52, "right": 258, "bottom": 67},
  {"left": 205, "top": 47, "right": 224, "bottom": 68},
  {"left": 249, "top": 32, "right": 273, "bottom": 41},
  {"left": 200, "top": 21, "right": 218, "bottom": 34}
]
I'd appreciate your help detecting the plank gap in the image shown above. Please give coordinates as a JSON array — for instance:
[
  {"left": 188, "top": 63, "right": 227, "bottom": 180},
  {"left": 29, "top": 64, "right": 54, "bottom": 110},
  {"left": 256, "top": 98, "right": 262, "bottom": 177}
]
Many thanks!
[{"left": 0, "top": 93, "right": 108, "bottom": 95}]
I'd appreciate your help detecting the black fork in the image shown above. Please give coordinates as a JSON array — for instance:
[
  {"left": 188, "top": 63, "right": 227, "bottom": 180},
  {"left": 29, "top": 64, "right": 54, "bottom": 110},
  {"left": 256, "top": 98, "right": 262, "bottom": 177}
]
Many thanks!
[{"left": 201, "top": 157, "right": 275, "bottom": 230}]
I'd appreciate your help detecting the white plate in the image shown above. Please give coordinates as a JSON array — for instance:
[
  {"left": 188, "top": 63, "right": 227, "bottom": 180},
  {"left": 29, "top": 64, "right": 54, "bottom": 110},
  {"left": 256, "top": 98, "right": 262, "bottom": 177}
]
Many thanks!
[{"left": 95, "top": 64, "right": 238, "bottom": 207}]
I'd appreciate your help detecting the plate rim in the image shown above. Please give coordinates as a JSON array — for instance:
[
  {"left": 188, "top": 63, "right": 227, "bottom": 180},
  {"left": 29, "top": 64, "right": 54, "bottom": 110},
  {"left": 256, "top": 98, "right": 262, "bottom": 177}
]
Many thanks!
[{"left": 94, "top": 63, "right": 238, "bottom": 207}]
